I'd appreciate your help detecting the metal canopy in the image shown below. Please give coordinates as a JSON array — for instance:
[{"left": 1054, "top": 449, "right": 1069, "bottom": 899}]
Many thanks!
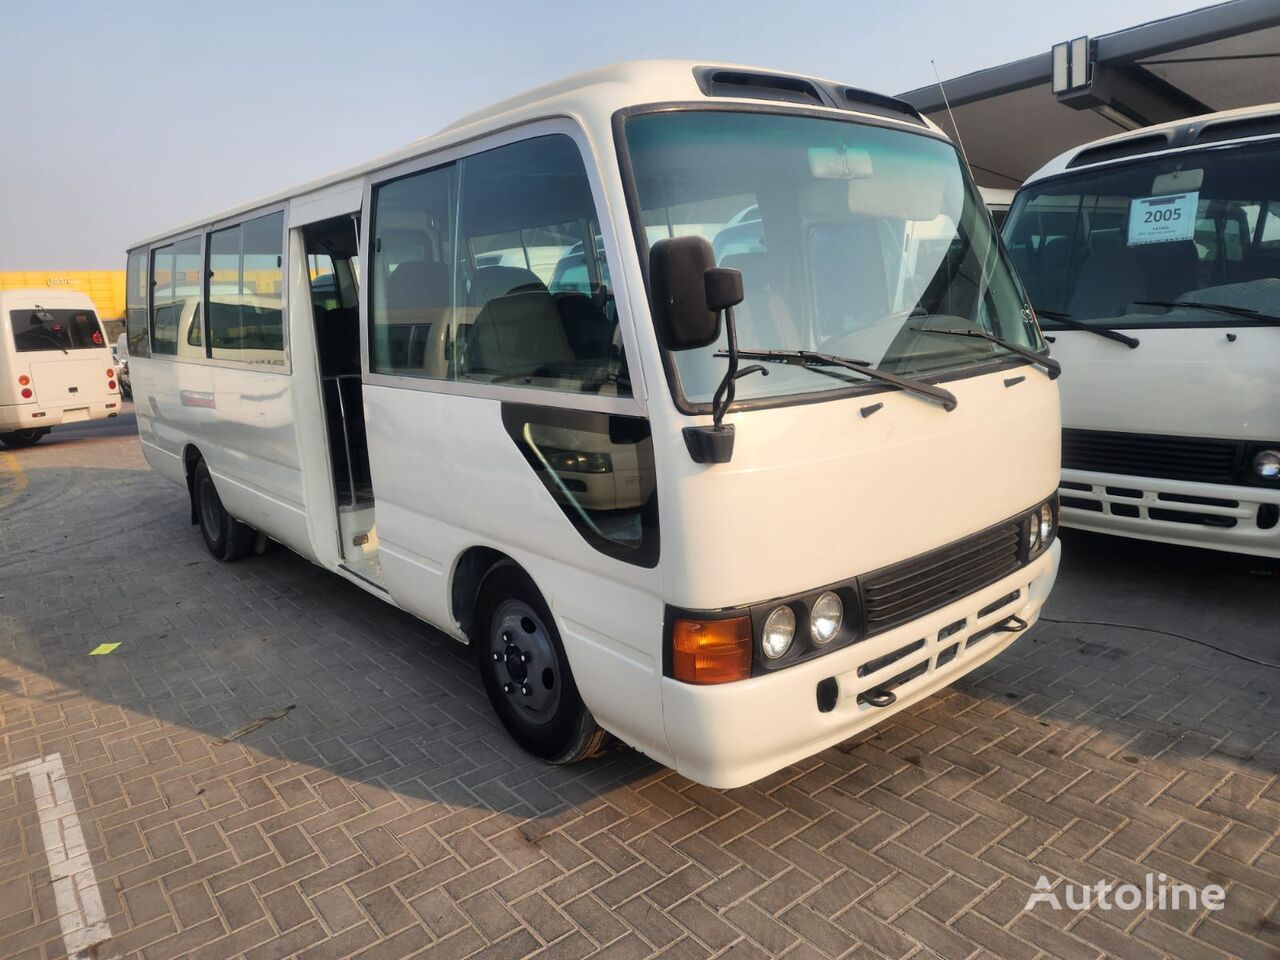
[{"left": 899, "top": 0, "right": 1280, "bottom": 188}]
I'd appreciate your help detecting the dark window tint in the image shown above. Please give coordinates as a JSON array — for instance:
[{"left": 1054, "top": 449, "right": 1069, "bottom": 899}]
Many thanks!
[
  {"left": 10, "top": 308, "right": 106, "bottom": 352},
  {"left": 126, "top": 249, "right": 150, "bottom": 358},
  {"left": 370, "top": 134, "right": 628, "bottom": 395},
  {"left": 207, "top": 212, "right": 285, "bottom": 364}
]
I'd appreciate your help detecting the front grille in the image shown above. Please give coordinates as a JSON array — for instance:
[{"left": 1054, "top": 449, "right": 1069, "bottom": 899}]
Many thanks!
[
  {"left": 1062, "top": 429, "right": 1243, "bottom": 484},
  {"left": 860, "top": 521, "right": 1022, "bottom": 636}
]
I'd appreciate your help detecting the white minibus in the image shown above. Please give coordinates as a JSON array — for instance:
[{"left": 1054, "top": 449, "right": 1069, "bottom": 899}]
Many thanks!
[
  {"left": 127, "top": 61, "right": 1061, "bottom": 787},
  {"left": 1005, "top": 103, "right": 1280, "bottom": 558},
  {"left": 0, "top": 289, "right": 121, "bottom": 447}
]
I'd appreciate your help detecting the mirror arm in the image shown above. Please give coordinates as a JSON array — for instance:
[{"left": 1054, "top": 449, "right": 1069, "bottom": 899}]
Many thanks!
[{"left": 711, "top": 305, "right": 741, "bottom": 429}]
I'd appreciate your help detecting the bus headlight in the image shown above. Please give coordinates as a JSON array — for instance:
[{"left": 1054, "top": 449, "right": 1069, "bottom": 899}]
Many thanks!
[
  {"left": 1254, "top": 449, "right": 1280, "bottom": 480},
  {"left": 810, "top": 592, "right": 843, "bottom": 645},
  {"left": 762, "top": 606, "right": 796, "bottom": 659},
  {"left": 1038, "top": 502, "right": 1054, "bottom": 543}
]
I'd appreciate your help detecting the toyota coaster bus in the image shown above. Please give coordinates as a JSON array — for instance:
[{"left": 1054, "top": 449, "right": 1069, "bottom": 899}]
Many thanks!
[
  {"left": 127, "top": 61, "right": 1061, "bottom": 787},
  {"left": 1005, "top": 103, "right": 1280, "bottom": 558},
  {"left": 1, "top": 289, "right": 122, "bottom": 447}
]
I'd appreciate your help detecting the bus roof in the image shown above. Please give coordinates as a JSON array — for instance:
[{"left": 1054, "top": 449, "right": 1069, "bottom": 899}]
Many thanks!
[
  {"left": 0, "top": 289, "right": 99, "bottom": 313},
  {"left": 1023, "top": 100, "right": 1280, "bottom": 186},
  {"left": 130, "top": 59, "right": 945, "bottom": 250}
]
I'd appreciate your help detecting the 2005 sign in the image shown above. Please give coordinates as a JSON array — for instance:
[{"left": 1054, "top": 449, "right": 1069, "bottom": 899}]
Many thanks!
[{"left": 1143, "top": 207, "right": 1183, "bottom": 223}]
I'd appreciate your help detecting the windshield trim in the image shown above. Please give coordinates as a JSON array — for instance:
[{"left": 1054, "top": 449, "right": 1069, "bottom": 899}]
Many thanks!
[{"left": 612, "top": 102, "right": 1035, "bottom": 417}]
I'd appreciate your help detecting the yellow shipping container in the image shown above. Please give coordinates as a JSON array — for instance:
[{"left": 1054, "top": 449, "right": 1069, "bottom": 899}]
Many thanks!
[{"left": 0, "top": 271, "right": 126, "bottom": 320}]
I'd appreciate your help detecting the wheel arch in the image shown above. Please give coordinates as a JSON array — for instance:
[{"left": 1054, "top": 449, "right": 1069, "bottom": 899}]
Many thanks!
[{"left": 450, "top": 545, "right": 524, "bottom": 642}]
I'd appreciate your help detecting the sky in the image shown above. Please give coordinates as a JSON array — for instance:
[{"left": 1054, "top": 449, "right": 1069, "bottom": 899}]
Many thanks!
[{"left": 0, "top": 0, "right": 1213, "bottom": 269}]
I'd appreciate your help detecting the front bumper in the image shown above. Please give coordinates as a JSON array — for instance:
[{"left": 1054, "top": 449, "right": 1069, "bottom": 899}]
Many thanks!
[
  {"left": 1059, "top": 469, "right": 1280, "bottom": 558},
  {"left": 660, "top": 538, "right": 1059, "bottom": 788}
]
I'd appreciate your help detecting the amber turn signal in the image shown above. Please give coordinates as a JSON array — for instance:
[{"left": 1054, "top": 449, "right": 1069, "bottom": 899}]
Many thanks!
[
  {"left": 18, "top": 375, "right": 30, "bottom": 386},
  {"left": 672, "top": 616, "right": 752, "bottom": 684}
]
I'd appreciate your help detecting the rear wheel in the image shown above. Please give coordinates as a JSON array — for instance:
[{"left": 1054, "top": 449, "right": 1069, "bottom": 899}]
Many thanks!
[
  {"left": 0, "top": 429, "right": 45, "bottom": 449},
  {"left": 192, "top": 460, "right": 254, "bottom": 562},
  {"left": 474, "top": 566, "right": 605, "bottom": 764}
]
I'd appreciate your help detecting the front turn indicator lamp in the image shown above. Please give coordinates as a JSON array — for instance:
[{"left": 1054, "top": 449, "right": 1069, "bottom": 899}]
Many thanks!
[{"left": 672, "top": 616, "right": 752, "bottom": 684}]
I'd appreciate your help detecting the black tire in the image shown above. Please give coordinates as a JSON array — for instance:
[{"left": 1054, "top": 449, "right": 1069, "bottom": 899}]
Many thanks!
[
  {"left": 474, "top": 565, "right": 605, "bottom": 764},
  {"left": 0, "top": 429, "right": 45, "bottom": 449},
  {"left": 192, "top": 459, "right": 255, "bottom": 562}
]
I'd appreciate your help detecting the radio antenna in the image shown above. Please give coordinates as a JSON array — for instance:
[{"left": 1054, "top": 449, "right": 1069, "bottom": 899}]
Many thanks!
[{"left": 931, "top": 59, "right": 973, "bottom": 177}]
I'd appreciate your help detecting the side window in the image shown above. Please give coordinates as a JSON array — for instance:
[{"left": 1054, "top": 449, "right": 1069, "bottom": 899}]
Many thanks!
[
  {"left": 207, "top": 212, "right": 286, "bottom": 365},
  {"left": 370, "top": 164, "right": 458, "bottom": 376},
  {"left": 152, "top": 238, "right": 201, "bottom": 357},
  {"left": 370, "top": 134, "right": 628, "bottom": 396},
  {"left": 126, "top": 249, "right": 150, "bottom": 358},
  {"left": 150, "top": 244, "right": 177, "bottom": 355}
]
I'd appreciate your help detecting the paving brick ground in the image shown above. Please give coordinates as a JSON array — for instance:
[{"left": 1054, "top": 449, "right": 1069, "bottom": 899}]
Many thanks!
[{"left": 1, "top": 408, "right": 1277, "bottom": 960}]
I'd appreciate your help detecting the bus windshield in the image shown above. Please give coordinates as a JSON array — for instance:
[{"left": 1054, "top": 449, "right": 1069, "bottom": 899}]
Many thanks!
[
  {"left": 623, "top": 110, "right": 1039, "bottom": 404},
  {"left": 1005, "top": 141, "right": 1280, "bottom": 330},
  {"left": 10, "top": 308, "right": 107, "bottom": 352}
]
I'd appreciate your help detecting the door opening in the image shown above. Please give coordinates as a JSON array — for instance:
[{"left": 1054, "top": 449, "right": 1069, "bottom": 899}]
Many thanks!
[{"left": 302, "top": 216, "right": 371, "bottom": 508}]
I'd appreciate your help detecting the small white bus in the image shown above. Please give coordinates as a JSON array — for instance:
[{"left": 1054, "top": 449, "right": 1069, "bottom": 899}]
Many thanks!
[
  {"left": 1005, "top": 103, "right": 1280, "bottom": 558},
  {"left": 0, "top": 289, "right": 121, "bottom": 447},
  {"left": 128, "top": 61, "right": 1061, "bottom": 787}
]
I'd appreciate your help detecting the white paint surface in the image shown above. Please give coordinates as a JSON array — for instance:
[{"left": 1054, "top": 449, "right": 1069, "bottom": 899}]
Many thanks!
[{"left": 0, "top": 753, "right": 118, "bottom": 960}]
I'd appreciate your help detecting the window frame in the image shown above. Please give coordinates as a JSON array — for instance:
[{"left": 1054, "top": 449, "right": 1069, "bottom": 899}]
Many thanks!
[
  {"left": 141, "top": 202, "right": 291, "bottom": 374},
  {"left": 360, "top": 117, "right": 646, "bottom": 418}
]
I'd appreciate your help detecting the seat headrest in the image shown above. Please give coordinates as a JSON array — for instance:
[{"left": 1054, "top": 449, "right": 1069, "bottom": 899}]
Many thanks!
[
  {"left": 469, "top": 265, "right": 546, "bottom": 306},
  {"left": 387, "top": 260, "right": 451, "bottom": 311}
]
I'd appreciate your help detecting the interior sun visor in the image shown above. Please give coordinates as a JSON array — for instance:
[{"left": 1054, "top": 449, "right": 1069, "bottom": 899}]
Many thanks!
[{"left": 847, "top": 168, "right": 950, "bottom": 221}]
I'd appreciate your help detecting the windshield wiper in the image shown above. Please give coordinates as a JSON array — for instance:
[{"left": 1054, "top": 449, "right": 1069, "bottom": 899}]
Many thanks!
[
  {"left": 909, "top": 327, "right": 1060, "bottom": 379},
  {"left": 1033, "top": 308, "right": 1140, "bottom": 349},
  {"left": 728, "top": 348, "right": 958, "bottom": 412},
  {"left": 1131, "top": 300, "right": 1280, "bottom": 325}
]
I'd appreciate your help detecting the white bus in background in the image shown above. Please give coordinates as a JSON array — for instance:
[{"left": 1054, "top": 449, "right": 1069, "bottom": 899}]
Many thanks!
[
  {"left": 127, "top": 61, "right": 1061, "bottom": 788},
  {"left": 0, "top": 289, "right": 121, "bottom": 448},
  {"left": 1004, "top": 103, "right": 1280, "bottom": 558}
]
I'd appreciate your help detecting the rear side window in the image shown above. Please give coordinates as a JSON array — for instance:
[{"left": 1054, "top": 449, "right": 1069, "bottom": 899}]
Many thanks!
[
  {"left": 10, "top": 308, "right": 106, "bottom": 352},
  {"left": 207, "top": 212, "right": 286, "bottom": 364},
  {"left": 151, "top": 237, "right": 201, "bottom": 356},
  {"left": 126, "top": 249, "right": 150, "bottom": 358},
  {"left": 369, "top": 134, "right": 628, "bottom": 396}
]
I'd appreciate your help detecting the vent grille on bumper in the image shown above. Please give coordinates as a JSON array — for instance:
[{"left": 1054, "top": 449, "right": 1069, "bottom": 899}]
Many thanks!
[
  {"left": 1062, "top": 429, "right": 1243, "bottom": 484},
  {"left": 860, "top": 522, "right": 1022, "bottom": 636}
]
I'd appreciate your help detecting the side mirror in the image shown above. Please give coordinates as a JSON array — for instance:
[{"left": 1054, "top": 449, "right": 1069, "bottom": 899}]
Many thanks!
[{"left": 649, "top": 236, "right": 742, "bottom": 350}]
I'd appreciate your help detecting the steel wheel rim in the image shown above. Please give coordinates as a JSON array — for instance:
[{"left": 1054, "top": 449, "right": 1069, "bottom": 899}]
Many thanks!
[{"left": 489, "top": 599, "right": 561, "bottom": 724}]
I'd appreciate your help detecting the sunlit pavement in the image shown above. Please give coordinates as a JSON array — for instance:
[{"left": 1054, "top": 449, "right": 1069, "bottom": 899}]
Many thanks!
[{"left": 1, "top": 408, "right": 1277, "bottom": 960}]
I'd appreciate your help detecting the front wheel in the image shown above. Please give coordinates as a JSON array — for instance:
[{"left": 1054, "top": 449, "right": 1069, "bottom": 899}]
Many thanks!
[
  {"left": 474, "top": 566, "right": 605, "bottom": 764},
  {"left": 192, "top": 460, "right": 254, "bottom": 562},
  {"left": 0, "top": 429, "right": 45, "bottom": 449}
]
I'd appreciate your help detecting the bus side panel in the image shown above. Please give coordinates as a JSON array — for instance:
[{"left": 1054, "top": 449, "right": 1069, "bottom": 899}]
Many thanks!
[
  {"left": 136, "top": 358, "right": 315, "bottom": 558},
  {"left": 362, "top": 385, "right": 672, "bottom": 765}
]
